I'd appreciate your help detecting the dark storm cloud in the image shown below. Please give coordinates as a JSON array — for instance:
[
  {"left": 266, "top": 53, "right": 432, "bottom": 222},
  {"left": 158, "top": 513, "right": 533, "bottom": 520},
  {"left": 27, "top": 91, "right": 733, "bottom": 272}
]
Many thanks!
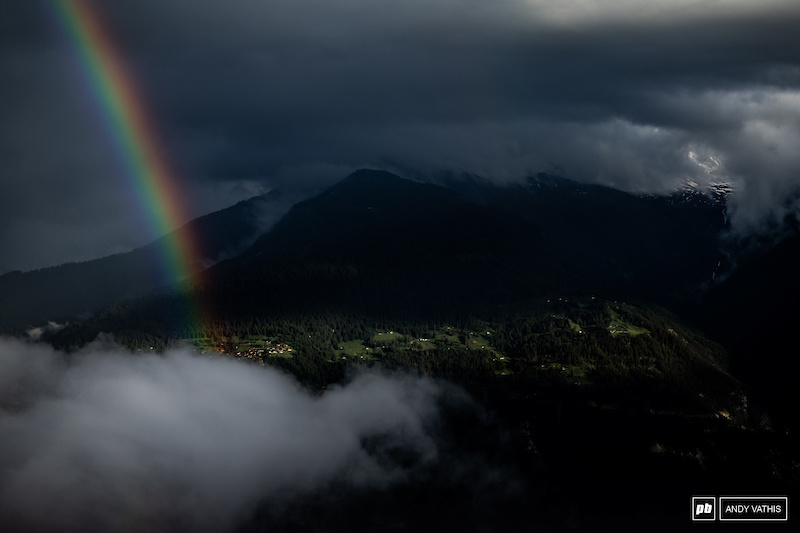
[
  {"left": 2, "top": 0, "right": 800, "bottom": 271},
  {"left": 0, "top": 337, "right": 451, "bottom": 533}
]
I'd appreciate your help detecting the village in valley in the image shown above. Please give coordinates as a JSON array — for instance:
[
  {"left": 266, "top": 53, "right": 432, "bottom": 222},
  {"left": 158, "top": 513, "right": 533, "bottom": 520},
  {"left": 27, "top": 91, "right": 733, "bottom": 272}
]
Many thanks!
[
  {"left": 190, "top": 297, "right": 657, "bottom": 380},
  {"left": 192, "top": 337, "right": 295, "bottom": 363},
  {"left": 190, "top": 297, "right": 661, "bottom": 384}
]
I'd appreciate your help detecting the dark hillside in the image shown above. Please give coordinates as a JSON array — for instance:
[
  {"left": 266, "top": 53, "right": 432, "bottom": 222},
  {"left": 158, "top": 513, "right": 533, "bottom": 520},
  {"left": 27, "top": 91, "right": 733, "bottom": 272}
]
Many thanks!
[
  {"left": 0, "top": 190, "right": 288, "bottom": 331},
  {"left": 444, "top": 173, "right": 727, "bottom": 307},
  {"left": 690, "top": 231, "right": 800, "bottom": 431},
  {"left": 202, "top": 170, "right": 573, "bottom": 320}
]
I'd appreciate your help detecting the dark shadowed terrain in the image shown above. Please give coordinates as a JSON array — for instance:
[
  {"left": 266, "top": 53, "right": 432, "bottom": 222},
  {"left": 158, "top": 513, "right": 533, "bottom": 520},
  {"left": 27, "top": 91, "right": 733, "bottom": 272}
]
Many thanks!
[{"left": 2, "top": 170, "right": 798, "bottom": 532}]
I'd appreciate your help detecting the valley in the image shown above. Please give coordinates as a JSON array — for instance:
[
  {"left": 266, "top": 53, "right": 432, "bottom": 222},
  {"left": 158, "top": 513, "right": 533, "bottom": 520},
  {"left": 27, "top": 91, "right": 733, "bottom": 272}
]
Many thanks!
[{"left": 5, "top": 169, "right": 799, "bottom": 531}]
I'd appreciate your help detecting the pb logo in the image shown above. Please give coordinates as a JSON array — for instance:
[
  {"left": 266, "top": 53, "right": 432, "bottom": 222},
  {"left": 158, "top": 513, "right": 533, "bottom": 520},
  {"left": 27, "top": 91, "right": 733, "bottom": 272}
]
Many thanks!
[{"left": 692, "top": 497, "right": 716, "bottom": 521}]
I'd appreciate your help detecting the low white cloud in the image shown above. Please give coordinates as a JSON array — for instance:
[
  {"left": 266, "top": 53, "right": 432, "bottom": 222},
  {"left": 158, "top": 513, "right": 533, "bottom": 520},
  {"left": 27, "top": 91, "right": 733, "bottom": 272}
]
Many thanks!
[
  {"left": 0, "top": 337, "right": 447, "bottom": 532},
  {"left": 520, "top": 0, "right": 796, "bottom": 26},
  {"left": 25, "top": 321, "right": 65, "bottom": 341}
]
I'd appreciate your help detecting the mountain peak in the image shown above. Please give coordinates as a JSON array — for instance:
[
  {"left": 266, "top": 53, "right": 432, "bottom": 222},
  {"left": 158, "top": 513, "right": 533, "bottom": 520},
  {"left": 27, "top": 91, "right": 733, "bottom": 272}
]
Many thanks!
[
  {"left": 317, "top": 169, "right": 459, "bottom": 211},
  {"left": 329, "top": 169, "right": 422, "bottom": 195},
  {"left": 341, "top": 168, "right": 404, "bottom": 183}
]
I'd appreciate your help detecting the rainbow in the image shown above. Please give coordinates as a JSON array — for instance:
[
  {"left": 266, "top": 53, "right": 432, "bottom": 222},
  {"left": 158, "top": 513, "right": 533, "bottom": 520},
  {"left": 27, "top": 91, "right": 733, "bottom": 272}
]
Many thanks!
[{"left": 49, "top": 0, "right": 205, "bottom": 334}]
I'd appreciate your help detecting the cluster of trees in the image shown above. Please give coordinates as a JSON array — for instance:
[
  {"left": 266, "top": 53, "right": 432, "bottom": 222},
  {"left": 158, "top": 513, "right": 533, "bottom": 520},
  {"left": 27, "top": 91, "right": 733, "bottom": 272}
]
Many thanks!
[{"left": 489, "top": 300, "right": 739, "bottom": 415}]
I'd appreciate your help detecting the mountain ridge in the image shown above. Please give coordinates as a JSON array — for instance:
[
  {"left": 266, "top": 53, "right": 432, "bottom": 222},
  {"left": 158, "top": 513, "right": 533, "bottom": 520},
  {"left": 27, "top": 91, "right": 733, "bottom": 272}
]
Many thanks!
[
  {"left": 0, "top": 189, "right": 294, "bottom": 332},
  {"left": 0, "top": 169, "right": 756, "bottom": 337},
  {"left": 45, "top": 169, "right": 735, "bottom": 349}
]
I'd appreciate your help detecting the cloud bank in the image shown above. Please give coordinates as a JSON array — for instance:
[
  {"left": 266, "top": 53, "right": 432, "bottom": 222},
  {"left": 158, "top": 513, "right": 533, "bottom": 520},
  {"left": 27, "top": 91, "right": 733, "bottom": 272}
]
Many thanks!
[
  {"left": 2, "top": 0, "right": 799, "bottom": 271},
  {"left": 0, "top": 337, "right": 455, "bottom": 532}
]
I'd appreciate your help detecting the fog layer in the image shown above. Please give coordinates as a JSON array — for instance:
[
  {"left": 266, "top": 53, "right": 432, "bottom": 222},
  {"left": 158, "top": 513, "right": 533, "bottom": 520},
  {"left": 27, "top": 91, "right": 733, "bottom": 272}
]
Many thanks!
[{"left": 0, "top": 337, "right": 446, "bottom": 532}]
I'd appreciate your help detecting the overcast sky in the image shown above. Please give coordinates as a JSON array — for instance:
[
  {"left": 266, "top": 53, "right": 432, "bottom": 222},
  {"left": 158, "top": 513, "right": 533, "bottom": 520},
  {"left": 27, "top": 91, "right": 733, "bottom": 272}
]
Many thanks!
[{"left": 2, "top": 0, "right": 799, "bottom": 273}]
